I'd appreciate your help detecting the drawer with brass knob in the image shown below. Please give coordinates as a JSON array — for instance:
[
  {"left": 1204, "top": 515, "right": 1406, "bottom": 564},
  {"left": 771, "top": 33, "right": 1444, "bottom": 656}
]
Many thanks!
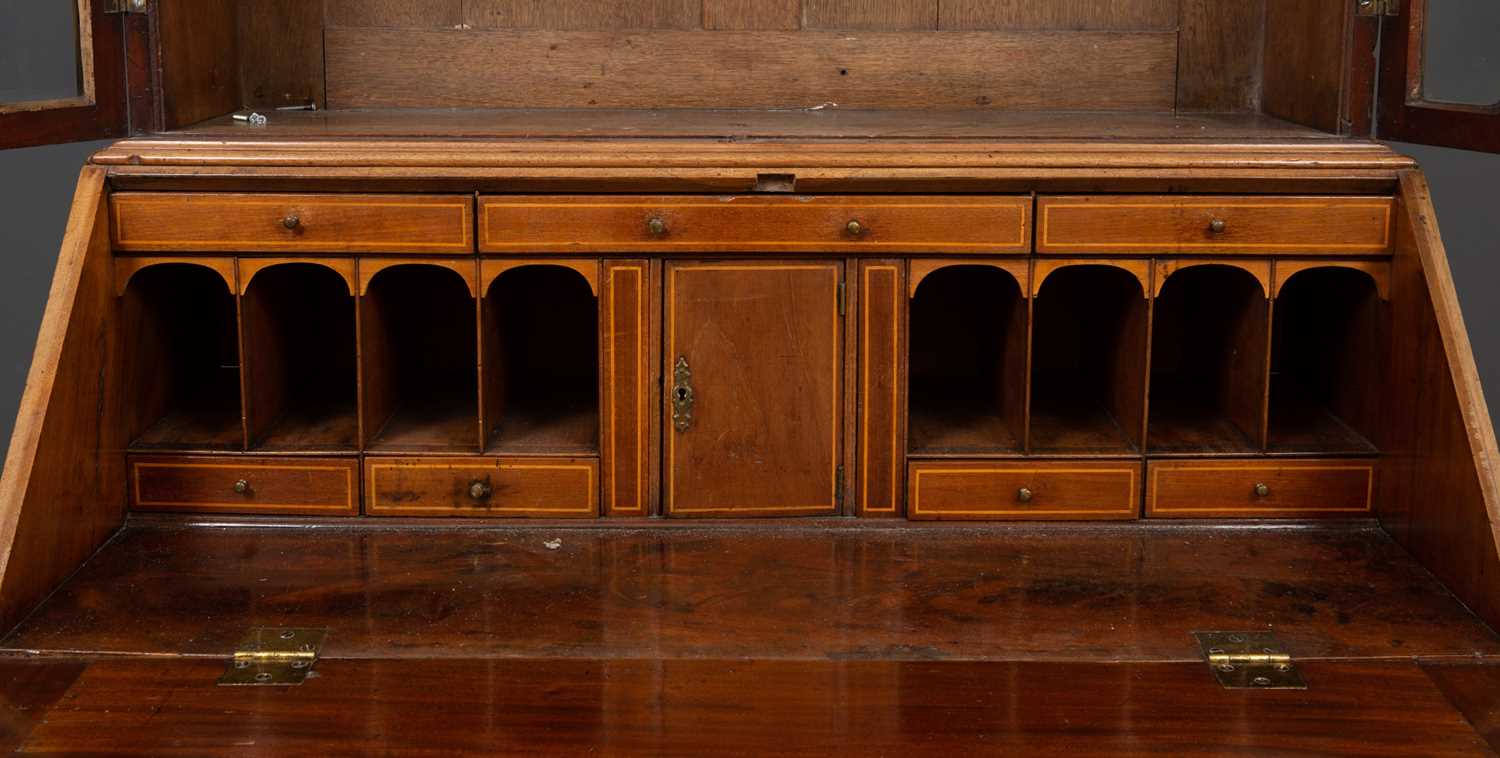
[
  {"left": 907, "top": 460, "right": 1140, "bottom": 521},
  {"left": 111, "top": 192, "right": 475, "bottom": 253},
  {"left": 363, "top": 457, "right": 598, "bottom": 518},
  {"left": 128, "top": 455, "right": 359, "bottom": 515},
  {"left": 1145, "top": 459, "right": 1376, "bottom": 518},
  {"left": 1036, "top": 195, "right": 1394, "bottom": 255},
  {"left": 479, "top": 195, "right": 1032, "bottom": 254}
]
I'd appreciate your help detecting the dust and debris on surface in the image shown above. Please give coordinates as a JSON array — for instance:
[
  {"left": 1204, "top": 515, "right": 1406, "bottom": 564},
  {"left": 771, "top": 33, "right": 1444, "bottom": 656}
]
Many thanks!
[{"left": 543, "top": 538, "right": 563, "bottom": 551}]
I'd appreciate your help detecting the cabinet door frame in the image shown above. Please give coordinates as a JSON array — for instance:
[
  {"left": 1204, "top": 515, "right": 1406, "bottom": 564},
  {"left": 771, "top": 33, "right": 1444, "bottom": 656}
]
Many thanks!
[
  {"left": 1378, "top": 0, "right": 1500, "bottom": 152},
  {"left": 0, "top": 0, "right": 131, "bottom": 150},
  {"left": 664, "top": 260, "right": 846, "bottom": 517}
]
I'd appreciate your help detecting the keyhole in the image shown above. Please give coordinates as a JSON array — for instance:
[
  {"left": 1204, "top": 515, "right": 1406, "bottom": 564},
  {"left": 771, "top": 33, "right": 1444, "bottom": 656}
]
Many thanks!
[{"left": 674, "top": 387, "right": 689, "bottom": 401}]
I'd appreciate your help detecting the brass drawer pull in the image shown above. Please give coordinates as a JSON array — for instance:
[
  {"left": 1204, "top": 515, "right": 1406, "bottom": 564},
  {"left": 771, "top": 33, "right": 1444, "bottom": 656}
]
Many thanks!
[
  {"left": 469, "top": 480, "right": 492, "bottom": 501},
  {"left": 233, "top": 479, "right": 250, "bottom": 495},
  {"left": 281, "top": 214, "right": 301, "bottom": 230},
  {"left": 1253, "top": 482, "right": 1271, "bottom": 498},
  {"left": 646, "top": 216, "right": 668, "bottom": 236},
  {"left": 672, "top": 356, "right": 694, "bottom": 432},
  {"left": 1017, "top": 487, "right": 1034, "bottom": 504},
  {"left": 846, "top": 220, "right": 865, "bottom": 237},
  {"left": 1208, "top": 217, "right": 1227, "bottom": 234}
]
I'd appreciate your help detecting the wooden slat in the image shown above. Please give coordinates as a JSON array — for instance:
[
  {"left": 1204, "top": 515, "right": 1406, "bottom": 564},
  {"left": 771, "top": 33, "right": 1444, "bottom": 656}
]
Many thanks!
[
  {"left": 464, "top": 0, "right": 701, "bottom": 30},
  {"left": 803, "top": 0, "right": 937, "bottom": 29},
  {"left": 940, "top": 0, "right": 1177, "bottom": 30},
  {"left": 237, "top": 0, "right": 325, "bottom": 110},
  {"left": 0, "top": 169, "right": 127, "bottom": 635},
  {"left": 703, "top": 0, "right": 800, "bottom": 29},
  {"left": 1261, "top": 0, "right": 1348, "bottom": 132},
  {"left": 324, "top": 28, "right": 1178, "bottom": 110},
  {"left": 324, "top": 0, "right": 465, "bottom": 27},
  {"left": 10, "top": 658, "right": 1493, "bottom": 756},
  {"left": 156, "top": 0, "right": 240, "bottom": 128},
  {"left": 1176, "top": 0, "right": 1266, "bottom": 112},
  {"left": 602, "top": 260, "right": 653, "bottom": 517},
  {"left": 858, "top": 260, "right": 905, "bottom": 516}
]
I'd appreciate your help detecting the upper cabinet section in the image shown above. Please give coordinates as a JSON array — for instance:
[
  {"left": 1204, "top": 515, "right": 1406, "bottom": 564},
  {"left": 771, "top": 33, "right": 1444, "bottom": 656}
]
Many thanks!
[
  {"left": 0, "top": 0, "right": 128, "bottom": 149},
  {"left": 479, "top": 196, "right": 1031, "bottom": 255},
  {"left": 1379, "top": 0, "right": 1500, "bottom": 152}
]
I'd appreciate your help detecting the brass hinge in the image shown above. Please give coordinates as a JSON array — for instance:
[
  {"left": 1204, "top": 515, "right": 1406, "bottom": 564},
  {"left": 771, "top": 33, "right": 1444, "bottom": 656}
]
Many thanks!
[
  {"left": 835, "top": 465, "right": 845, "bottom": 507},
  {"left": 838, "top": 281, "right": 847, "bottom": 317},
  {"left": 219, "top": 628, "right": 327, "bottom": 686},
  {"left": 103, "top": 0, "right": 149, "bottom": 12},
  {"left": 1194, "top": 631, "right": 1306, "bottom": 690},
  {"left": 1355, "top": 0, "right": 1398, "bottom": 16}
]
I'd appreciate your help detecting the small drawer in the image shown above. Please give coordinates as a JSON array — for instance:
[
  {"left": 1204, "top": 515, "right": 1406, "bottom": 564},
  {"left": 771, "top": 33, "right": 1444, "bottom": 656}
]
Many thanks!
[
  {"left": 479, "top": 195, "right": 1031, "bottom": 254},
  {"left": 128, "top": 455, "right": 359, "bottom": 515},
  {"left": 907, "top": 460, "right": 1140, "bottom": 520},
  {"left": 1037, "top": 195, "right": 1393, "bottom": 255},
  {"left": 111, "top": 193, "right": 474, "bottom": 253},
  {"left": 1146, "top": 459, "right": 1375, "bottom": 518},
  {"left": 364, "top": 457, "right": 598, "bottom": 518}
]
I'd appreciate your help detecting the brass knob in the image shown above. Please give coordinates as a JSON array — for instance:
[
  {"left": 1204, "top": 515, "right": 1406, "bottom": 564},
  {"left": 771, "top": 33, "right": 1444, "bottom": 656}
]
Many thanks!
[
  {"left": 1017, "top": 487, "right": 1034, "bottom": 504},
  {"left": 1254, "top": 482, "right": 1271, "bottom": 498},
  {"left": 846, "top": 220, "right": 864, "bottom": 237},
  {"left": 1208, "top": 218, "right": 1227, "bottom": 234},
  {"left": 233, "top": 479, "right": 250, "bottom": 495},
  {"left": 282, "top": 214, "right": 301, "bottom": 230},
  {"left": 469, "top": 480, "right": 492, "bottom": 500},
  {"left": 646, "top": 217, "right": 667, "bottom": 236}
]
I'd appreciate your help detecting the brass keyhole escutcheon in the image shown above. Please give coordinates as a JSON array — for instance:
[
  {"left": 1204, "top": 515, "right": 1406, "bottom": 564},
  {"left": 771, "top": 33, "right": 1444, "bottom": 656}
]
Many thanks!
[
  {"left": 1253, "top": 482, "right": 1271, "bottom": 498},
  {"left": 282, "top": 214, "right": 301, "bottom": 230},
  {"left": 1017, "top": 487, "right": 1034, "bottom": 504},
  {"left": 672, "top": 356, "right": 694, "bottom": 432},
  {"left": 1208, "top": 217, "right": 1227, "bottom": 234},
  {"left": 469, "top": 480, "right": 492, "bottom": 501},
  {"left": 647, "top": 217, "right": 668, "bottom": 236},
  {"left": 233, "top": 479, "right": 250, "bottom": 495}
]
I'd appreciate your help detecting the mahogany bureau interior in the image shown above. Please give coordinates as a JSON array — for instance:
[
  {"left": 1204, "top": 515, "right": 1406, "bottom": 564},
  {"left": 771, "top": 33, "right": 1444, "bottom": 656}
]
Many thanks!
[{"left": 3, "top": 0, "right": 1500, "bottom": 753}]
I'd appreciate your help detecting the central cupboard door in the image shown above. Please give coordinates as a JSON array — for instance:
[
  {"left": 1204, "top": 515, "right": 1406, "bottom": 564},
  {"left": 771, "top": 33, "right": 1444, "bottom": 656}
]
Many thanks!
[{"left": 666, "top": 261, "right": 844, "bottom": 516}]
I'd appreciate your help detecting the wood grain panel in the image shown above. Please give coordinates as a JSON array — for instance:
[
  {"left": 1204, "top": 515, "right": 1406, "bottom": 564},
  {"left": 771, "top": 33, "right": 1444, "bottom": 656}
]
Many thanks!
[
  {"left": 111, "top": 193, "right": 474, "bottom": 254},
  {"left": 703, "top": 0, "right": 800, "bottom": 29},
  {"left": 155, "top": 0, "right": 240, "bottom": 128},
  {"left": 325, "top": 28, "right": 1178, "bottom": 110},
  {"left": 940, "top": 0, "right": 1176, "bottom": 30},
  {"left": 128, "top": 455, "right": 358, "bottom": 516},
  {"left": 1147, "top": 458, "right": 1375, "bottom": 518},
  {"left": 12, "top": 659, "right": 1493, "bottom": 756},
  {"left": 1376, "top": 172, "right": 1500, "bottom": 636},
  {"left": 363, "top": 456, "right": 598, "bottom": 517},
  {"left": 666, "top": 262, "right": 842, "bottom": 516},
  {"left": 237, "top": 0, "right": 325, "bottom": 110},
  {"left": 909, "top": 460, "right": 1139, "bottom": 520},
  {"left": 1037, "top": 196, "right": 1395, "bottom": 255},
  {"left": 1175, "top": 0, "right": 1265, "bottom": 112},
  {"left": 480, "top": 195, "right": 1031, "bottom": 254},
  {"left": 804, "top": 0, "right": 937, "bottom": 29},
  {"left": 464, "top": 0, "right": 701, "bottom": 29},
  {"left": 602, "top": 260, "right": 652, "bottom": 516},
  {"left": 0, "top": 169, "right": 126, "bottom": 635},
  {"left": 1262, "top": 0, "right": 1348, "bottom": 133},
  {"left": 325, "top": 0, "right": 465, "bottom": 27},
  {"left": 858, "top": 261, "right": 904, "bottom": 516},
  {"left": 1423, "top": 663, "right": 1500, "bottom": 754}
]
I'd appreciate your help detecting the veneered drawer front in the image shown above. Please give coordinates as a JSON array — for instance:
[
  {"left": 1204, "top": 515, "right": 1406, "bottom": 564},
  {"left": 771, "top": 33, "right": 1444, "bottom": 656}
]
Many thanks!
[
  {"left": 364, "top": 457, "right": 598, "bottom": 517},
  {"left": 129, "top": 455, "right": 358, "bottom": 515},
  {"left": 1146, "top": 459, "right": 1375, "bottom": 518},
  {"left": 479, "top": 195, "right": 1031, "bottom": 254},
  {"left": 1037, "top": 196, "right": 1393, "bottom": 255},
  {"left": 908, "top": 460, "right": 1140, "bottom": 520},
  {"left": 111, "top": 193, "right": 474, "bottom": 253}
]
